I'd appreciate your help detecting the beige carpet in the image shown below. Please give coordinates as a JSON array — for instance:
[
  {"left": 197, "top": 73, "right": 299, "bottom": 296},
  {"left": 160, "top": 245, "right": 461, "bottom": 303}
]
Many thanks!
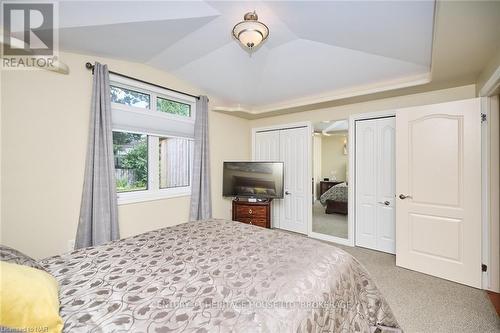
[
  {"left": 312, "top": 201, "right": 348, "bottom": 238},
  {"left": 336, "top": 245, "right": 500, "bottom": 333}
]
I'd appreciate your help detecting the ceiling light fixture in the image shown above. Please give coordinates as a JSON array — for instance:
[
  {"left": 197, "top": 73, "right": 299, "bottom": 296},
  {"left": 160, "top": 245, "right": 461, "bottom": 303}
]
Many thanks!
[{"left": 232, "top": 11, "right": 269, "bottom": 50}]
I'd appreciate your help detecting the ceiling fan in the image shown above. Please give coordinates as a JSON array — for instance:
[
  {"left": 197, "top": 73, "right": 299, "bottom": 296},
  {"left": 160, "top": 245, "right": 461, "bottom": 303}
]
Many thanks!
[{"left": 0, "top": 28, "right": 69, "bottom": 75}]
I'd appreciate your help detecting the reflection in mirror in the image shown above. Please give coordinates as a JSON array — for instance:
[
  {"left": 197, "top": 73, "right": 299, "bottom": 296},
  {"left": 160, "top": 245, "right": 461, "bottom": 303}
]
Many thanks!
[{"left": 312, "top": 120, "right": 349, "bottom": 239}]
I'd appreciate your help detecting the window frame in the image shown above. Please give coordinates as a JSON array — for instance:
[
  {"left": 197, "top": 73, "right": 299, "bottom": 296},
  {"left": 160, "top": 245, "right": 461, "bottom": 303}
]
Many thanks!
[
  {"left": 110, "top": 75, "right": 196, "bottom": 124},
  {"left": 156, "top": 94, "right": 192, "bottom": 118},
  {"left": 113, "top": 131, "right": 149, "bottom": 194},
  {"left": 110, "top": 85, "right": 152, "bottom": 110},
  {"left": 109, "top": 75, "right": 196, "bottom": 205},
  {"left": 158, "top": 137, "right": 192, "bottom": 190}
]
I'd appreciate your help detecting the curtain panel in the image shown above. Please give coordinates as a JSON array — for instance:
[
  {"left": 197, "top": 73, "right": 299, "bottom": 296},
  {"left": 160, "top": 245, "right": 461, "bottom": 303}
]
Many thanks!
[
  {"left": 189, "top": 96, "right": 212, "bottom": 221},
  {"left": 75, "top": 63, "right": 120, "bottom": 249}
]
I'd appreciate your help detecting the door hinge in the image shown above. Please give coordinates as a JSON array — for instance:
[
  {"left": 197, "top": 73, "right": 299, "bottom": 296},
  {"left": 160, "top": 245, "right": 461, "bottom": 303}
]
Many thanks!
[
  {"left": 482, "top": 264, "right": 487, "bottom": 272},
  {"left": 481, "top": 113, "right": 487, "bottom": 123}
]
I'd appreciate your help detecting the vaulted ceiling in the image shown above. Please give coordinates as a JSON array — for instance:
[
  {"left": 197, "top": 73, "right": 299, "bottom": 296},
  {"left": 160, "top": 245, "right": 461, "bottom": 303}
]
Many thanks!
[{"left": 54, "top": 1, "right": 500, "bottom": 115}]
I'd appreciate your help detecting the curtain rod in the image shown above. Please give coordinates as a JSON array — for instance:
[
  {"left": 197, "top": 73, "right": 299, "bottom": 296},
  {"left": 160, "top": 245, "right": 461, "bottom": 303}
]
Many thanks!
[{"left": 85, "top": 62, "right": 201, "bottom": 100}]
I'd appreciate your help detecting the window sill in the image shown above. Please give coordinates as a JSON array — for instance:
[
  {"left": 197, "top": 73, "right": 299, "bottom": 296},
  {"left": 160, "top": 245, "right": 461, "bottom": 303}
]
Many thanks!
[{"left": 117, "top": 189, "right": 191, "bottom": 205}]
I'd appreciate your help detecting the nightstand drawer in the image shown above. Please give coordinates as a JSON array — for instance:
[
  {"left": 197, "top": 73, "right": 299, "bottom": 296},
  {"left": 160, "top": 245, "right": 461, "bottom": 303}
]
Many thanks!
[
  {"left": 232, "top": 200, "right": 271, "bottom": 229},
  {"left": 237, "top": 218, "right": 268, "bottom": 228},
  {"left": 235, "top": 205, "right": 267, "bottom": 218}
]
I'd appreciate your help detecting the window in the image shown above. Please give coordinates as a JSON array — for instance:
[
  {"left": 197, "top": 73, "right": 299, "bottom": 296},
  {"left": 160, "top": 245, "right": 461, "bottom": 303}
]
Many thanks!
[
  {"left": 157, "top": 97, "right": 191, "bottom": 117},
  {"left": 111, "top": 86, "right": 150, "bottom": 109},
  {"left": 109, "top": 74, "right": 196, "bottom": 204},
  {"left": 113, "top": 132, "right": 148, "bottom": 193},
  {"left": 159, "top": 137, "right": 191, "bottom": 189}
]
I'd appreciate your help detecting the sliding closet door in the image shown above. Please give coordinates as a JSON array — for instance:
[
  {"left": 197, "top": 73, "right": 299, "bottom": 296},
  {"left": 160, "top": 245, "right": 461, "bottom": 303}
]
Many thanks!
[
  {"left": 254, "top": 126, "right": 310, "bottom": 234},
  {"left": 396, "top": 98, "right": 481, "bottom": 288},
  {"left": 355, "top": 117, "right": 396, "bottom": 254},
  {"left": 253, "top": 130, "right": 281, "bottom": 228},
  {"left": 279, "top": 127, "right": 309, "bottom": 234}
]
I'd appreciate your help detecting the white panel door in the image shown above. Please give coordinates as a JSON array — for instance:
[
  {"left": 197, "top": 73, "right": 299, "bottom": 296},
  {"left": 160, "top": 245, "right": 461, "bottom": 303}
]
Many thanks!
[
  {"left": 279, "top": 127, "right": 309, "bottom": 234},
  {"left": 355, "top": 120, "right": 378, "bottom": 249},
  {"left": 355, "top": 117, "right": 396, "bottom": 253},
  {"left": 253, "top": 130, "right": 281, "bottom": 228},
  {"left": 254, "top": 131, "right": 280, "bottom": 162},
  {"left": 396, "top": 98, "right": 481, "bottom": 287},
  {"left": 376, "top": 118, "right": 397, "bottom": 253}
]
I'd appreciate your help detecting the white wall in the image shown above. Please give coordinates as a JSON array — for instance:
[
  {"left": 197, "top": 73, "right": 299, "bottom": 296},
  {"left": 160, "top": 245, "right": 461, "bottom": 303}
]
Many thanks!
[{"left": 0, "top": 52, "right": 250, "bottom": 259}]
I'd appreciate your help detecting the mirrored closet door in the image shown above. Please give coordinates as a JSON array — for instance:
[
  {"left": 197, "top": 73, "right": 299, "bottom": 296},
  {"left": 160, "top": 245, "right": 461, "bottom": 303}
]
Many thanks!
[{"left": 311, "top": 120, "right": 350, "bottom": 243}]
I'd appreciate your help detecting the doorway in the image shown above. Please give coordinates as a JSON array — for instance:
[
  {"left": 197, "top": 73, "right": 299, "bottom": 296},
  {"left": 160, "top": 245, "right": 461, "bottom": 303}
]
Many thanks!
[
  {"left": 349, "top": 98, "right": 482, "bottom": 288},
  {"left": 395, "top": 99, "right": 482, "bottom": 288}
]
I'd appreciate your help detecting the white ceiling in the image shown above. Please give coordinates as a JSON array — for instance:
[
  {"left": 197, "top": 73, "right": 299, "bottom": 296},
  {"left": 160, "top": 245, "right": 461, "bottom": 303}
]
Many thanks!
[
  {"left": 314, "top": 120, "right": 349, "bottom": 133},
  {"left": 55, "top": 1, "right": 436, "bottom": 112}
]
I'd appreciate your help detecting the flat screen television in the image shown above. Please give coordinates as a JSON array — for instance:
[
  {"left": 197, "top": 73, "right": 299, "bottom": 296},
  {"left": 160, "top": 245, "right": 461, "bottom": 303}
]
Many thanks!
[{"left": 223, "top": 162, "right": 284, "bottom": 199}]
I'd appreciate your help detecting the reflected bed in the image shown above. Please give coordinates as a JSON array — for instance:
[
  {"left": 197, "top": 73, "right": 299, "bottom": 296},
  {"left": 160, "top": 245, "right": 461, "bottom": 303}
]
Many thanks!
[{"left": 320, "top": 182, "right": 348, "bottom": 215}]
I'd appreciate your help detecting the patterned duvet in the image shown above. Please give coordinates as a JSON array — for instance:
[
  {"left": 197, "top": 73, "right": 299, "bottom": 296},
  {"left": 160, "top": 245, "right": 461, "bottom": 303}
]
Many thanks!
[
  {"left": 41, "top": 219, "right": 400, "bottom": 333},
  {"left": 320, "top": 183, "right": 348, "bottom": 206}
]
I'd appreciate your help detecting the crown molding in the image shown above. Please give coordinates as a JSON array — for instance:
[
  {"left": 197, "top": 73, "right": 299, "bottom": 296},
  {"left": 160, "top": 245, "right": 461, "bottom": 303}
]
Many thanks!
[{"left": 213, "top": 72, "right": 431, "bottom": 117}]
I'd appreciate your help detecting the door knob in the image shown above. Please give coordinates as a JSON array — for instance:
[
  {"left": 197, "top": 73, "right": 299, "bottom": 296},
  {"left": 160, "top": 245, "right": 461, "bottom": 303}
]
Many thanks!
[
  {"left": 378, "top": 201, "right": 390, "bottom": 206},
  {"left": 285, "top": 191, "right": 291, "bottom": 195},
  {"left": 399, "top": 194, "right": 412, "bottom": 200}
]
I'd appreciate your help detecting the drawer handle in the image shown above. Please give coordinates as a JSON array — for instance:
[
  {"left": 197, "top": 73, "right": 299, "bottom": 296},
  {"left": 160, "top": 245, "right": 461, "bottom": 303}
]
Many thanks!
[
  {"left": 249, "top": 220, "right": 253, "bottom": 224},
  {"left": 248, "top": 209, "right": 253, "bottom": 214}
]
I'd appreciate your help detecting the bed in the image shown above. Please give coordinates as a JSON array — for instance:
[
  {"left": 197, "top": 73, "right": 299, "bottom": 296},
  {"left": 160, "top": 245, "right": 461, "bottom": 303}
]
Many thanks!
[
  {"left": 40, "top": 219, "right": 400, "bottom": 332},
  {"left": 320, "top": 182, "right": 348, "bottom": 215}
]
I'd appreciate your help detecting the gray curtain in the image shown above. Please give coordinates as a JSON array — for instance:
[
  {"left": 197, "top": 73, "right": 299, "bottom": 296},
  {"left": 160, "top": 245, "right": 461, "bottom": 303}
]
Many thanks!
[
  {"left": 189, "top": 96, "right": 212, "bottom": 221},
  {"left": 75, "top": 62, "right": 119, "bottom": 249}
]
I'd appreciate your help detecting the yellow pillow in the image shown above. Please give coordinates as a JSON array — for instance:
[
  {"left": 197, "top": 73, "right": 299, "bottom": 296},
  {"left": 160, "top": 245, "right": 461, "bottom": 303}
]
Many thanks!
[{"left": 0, "top": 261, "right": 63, "bottom": 333}]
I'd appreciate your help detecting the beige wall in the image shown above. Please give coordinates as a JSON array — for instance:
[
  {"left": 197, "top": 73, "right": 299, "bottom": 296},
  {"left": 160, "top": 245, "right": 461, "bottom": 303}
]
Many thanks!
[
  {"left": 477, "top": 46, "right": 500, "bottom": 95},
  {"left": 321, "top": 134, "right": 348, "bottom": 182},
  {"left": 0, "top": 52, "right": 250, "bottom": 259},
  {"left": 209, "top": 111, "right": 250, "bottom": 218}
]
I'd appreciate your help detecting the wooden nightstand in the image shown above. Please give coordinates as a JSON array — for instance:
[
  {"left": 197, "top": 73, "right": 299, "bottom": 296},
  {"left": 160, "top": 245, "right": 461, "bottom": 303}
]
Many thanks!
[
  {"left": 319, "top": 181, "right": 343, "bottom": 196},
  {"left": 232, "top": 199, "right": 271, "bottom": 228}
]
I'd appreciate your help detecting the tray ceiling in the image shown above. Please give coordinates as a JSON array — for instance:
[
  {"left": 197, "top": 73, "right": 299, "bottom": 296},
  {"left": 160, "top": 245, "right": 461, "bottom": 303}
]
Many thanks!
[{"left": 56, "top": 1, "right": 436, "bottom": 113}]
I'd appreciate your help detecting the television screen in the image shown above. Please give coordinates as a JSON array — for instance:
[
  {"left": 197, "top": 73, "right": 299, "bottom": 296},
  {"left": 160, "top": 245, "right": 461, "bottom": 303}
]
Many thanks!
[{"left": 223, "top": 162, "right": 284, "bottom": 199}]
